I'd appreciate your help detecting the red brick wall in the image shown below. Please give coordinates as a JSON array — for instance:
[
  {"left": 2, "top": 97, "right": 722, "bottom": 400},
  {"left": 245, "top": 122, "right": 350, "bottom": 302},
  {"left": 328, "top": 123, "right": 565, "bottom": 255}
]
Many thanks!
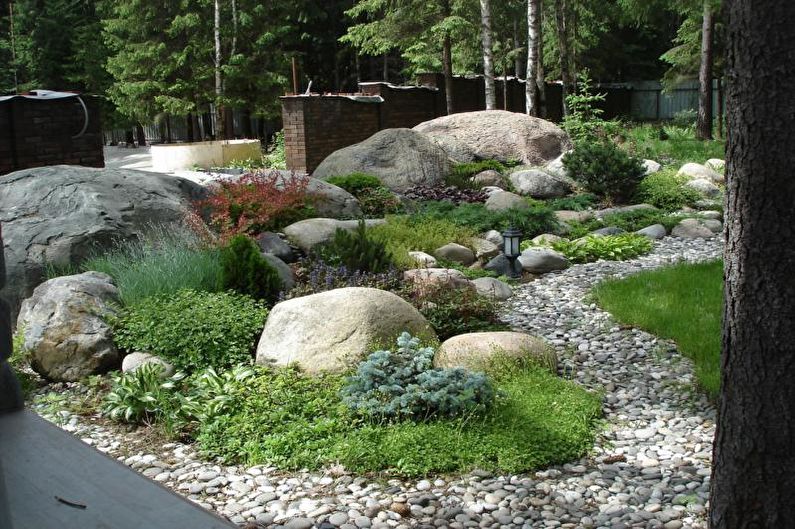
[{"left": 0, "top": 96, "right": 104, "bottom": 176}]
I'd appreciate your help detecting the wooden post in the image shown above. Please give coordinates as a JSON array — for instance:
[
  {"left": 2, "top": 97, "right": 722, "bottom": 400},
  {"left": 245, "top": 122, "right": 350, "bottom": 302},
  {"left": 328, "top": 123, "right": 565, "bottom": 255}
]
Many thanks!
[{"left": 292, "top": 57, "right": 299, "bottom": 95}]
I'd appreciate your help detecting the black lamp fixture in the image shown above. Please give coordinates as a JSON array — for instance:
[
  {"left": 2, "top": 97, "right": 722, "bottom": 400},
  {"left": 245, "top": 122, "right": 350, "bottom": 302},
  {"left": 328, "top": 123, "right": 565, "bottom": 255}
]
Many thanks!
[{"left": 501, "top": 225, "right": 522, "bottom": 279}]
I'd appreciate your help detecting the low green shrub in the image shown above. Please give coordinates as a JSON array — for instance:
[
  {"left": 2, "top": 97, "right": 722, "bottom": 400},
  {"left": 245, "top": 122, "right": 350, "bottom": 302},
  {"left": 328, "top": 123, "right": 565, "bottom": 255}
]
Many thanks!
[
  {"left": 417, "top": 201, "right": 558, "bottom": 238},
  {"left": 402, "top": 284, "right": 509, "bottom": 340},
  {"left": 325, "top": 173, "right": 402, "bottom": 217},
  {"left": 551, "top": 234, "right": 653, "bottom": 263},
  {"left": 671, "top": 109, "right": 698, "bottom": 129},
  {"left": 563, "top": 142, "right": 645, "bottom": 204},
  {"left": 263, "top": 131, "right": 286, "bottom": 169},
  {"left": 447, "top": 160, "right": 506, "bottom": 189},
  {"left": 221, "top": 235, "right": 284, "bottom": 303},
  {"left": 316, "top": 220, "right": 395, "bottom": 274},
  {"left": 636, "top": 170, "right": 702, "bottom": 211},
  {"left": 83, "top": 224, "right": 223, "bottom": 306},
  {"left": 368, "top": 215, "right": 476, "bottom": 269},
  {"left": 341, "top": 333, "right": 495, "bottom": 421},
  {"left": 112, "top": 289, "right": 268, "bottom": 372},
  {"left": 101, "top": 364, "right": 186, "bottom": 426},
  {"left": 326, "top": 173, "right": 383, "bottom": 195},
  {"left": 546, "top": 193, "right": 598, "bottom": 212}
]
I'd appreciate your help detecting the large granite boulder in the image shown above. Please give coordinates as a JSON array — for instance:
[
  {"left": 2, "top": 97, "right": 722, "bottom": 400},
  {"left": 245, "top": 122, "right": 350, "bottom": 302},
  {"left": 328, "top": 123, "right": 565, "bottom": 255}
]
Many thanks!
[
  {"left": 256, "top": 287, "right": 435, "bottom": 374},
  {"left": 282, "top": 218, "right": 386, "bottom": 253},
  {"left": 0, "top": 165, "right": 206, "bottom": 319},
  {"left": 434, "top": 242, "right": 475, "bottom": 266},
  {"left": 671, "top": 218, "right": 718, "bottom": 238},
  {"left": 518, "top": 248, "right": 570, "bottom": 274},
  {"left": 485, "top": 190, "right": 529, "bottom": 211},
  {"left": 678, "top": 162, "right": 724, "bottom": 184},
  {"left": 413, "top": 110, "right": 570, "bottom": 165},
  {"left": 312, "top": 129, "right": 451, "bottom": 191},
  {"left": 434, "top": 331, "right": 556, "bottom": 372},
  {"left": 471, "top": 277, "right": 513, "bottom": 301},
  {"left": 685, "top": 178, "right": 722, "bottom": 198},
  {"left": 17, "top": 271, "right": 120, "bottom": 381},
  {"left": 509, "top": 168, "right": 572, "bottom": 198},
  {"left": 403, "top": 268, "right": 473, "bottom": 290}
]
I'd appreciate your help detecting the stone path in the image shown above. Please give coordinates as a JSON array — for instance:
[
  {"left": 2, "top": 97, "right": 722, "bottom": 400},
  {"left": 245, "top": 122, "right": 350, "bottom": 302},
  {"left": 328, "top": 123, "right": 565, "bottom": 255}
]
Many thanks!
[{"left": 33, "top": 236, "right": 723, "bottom": 529}]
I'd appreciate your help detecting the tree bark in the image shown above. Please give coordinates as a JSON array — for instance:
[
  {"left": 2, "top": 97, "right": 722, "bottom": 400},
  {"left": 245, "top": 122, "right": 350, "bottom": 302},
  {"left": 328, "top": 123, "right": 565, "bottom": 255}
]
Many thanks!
[
  {"left": 135, "top": 123, "right": 146, "bottom": 146},
  {"left": 214, "top": 0, "right": 225, "bottom": 140},
  {"left": 382, "top": 53, "right": 389, "bottom": 81},
  {"left": 537, "top": 9, "right": 547, "bottom": 119},
  {"left": 709, "top": 0, "right": 795, "bottom": 527},
  {"left": 441, "top": 0, "right": 455, "bottom": 115},
  {"left": 696, "top": 0, "right": 714, "bottom": 140},
  {"left": 554, "top": 0, "right": 573, "bottom": 116},
  {"left": 513, "top": 19, "right": 524, "bottom": 79},
  {"left": 186, "top": 114, "right": 194, "bottom": 142},
  {"left": 479, "top": 0, "right": 496, "bottom": 110},
  {"left": 717, "top": 76, "right": 724, "bottom": 139},
  {"left": 526, "top": 0, "right": 541, "bottom": 116}
]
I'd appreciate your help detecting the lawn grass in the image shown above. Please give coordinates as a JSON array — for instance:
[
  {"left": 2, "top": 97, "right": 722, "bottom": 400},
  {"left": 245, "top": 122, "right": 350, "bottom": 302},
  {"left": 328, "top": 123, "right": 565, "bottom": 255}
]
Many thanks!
[
  {"left": 195, "top": 363, "right": 602, "bottom": 476},
  {"left": 592, "top": 259, "right": 722, "bottom": 397},
  {"left": 624, "top": 124, "right": 726, "bottom": 168}
]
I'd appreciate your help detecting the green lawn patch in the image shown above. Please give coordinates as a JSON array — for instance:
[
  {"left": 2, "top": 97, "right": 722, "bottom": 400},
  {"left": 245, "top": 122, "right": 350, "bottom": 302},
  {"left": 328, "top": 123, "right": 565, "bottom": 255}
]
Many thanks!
[
  {"left": 592, "top": 259, "right": 722, "bottom": 397},
  {"left": 194, "top": 363, "right": 602, "bottom": 476}
]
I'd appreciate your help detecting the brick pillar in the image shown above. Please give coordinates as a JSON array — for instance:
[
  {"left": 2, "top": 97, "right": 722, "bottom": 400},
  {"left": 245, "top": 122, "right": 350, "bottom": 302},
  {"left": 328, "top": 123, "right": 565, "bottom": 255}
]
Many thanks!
[{"left": 0, "top": 223, "right": 23, "bottom": 412}]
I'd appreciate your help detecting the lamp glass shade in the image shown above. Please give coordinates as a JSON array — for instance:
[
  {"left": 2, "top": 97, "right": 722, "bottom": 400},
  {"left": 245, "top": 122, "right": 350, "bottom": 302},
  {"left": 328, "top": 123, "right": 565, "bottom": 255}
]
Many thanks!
[{"left": 502, "top": 227, "right": 522, "bottom": 257}]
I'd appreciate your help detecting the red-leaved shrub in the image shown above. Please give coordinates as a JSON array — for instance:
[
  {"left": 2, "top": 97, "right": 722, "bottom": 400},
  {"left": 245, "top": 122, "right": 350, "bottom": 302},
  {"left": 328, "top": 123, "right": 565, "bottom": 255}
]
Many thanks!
[{"left": 197, "top": 171, "right": 312, "bottom": 239}]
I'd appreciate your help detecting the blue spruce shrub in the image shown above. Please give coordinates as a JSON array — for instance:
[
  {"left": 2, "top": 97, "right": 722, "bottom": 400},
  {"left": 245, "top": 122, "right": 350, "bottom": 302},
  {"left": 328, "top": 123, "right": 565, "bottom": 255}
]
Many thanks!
[{"left": 341, "top": 332, "right": 495, "bottom": 421}]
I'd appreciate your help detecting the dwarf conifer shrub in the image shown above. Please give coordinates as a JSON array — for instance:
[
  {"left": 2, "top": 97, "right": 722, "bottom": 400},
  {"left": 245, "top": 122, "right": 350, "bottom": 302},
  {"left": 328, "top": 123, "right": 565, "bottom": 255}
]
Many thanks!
[
  {"left": 221, "top": 235, "right": 283, "bottom": 302},
  {"left": 563, "top": 142, "right": 645, "bottom": 204},
  {"left": 341, "top": 333, "right": 495, "bottom": 421},
  {"left": 317, "top": 220, "right": 395, "bottom": 273}
]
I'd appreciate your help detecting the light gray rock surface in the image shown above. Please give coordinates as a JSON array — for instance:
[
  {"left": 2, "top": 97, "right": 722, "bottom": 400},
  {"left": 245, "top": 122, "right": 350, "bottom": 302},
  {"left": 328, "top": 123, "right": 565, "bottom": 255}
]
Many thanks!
[
  {"left": 255, "top": 232, "right": 295, "bottom": 263},
  {"left": 0, "top": 165, "right": 206, "bottom": 319},
  {"left": 642, "top": 159, "right": 662, "bottom": 175},
  {"left": 312, "top": 129, "right": 451, "bottom": 191},
  {"left": 283, "top": 218, "right": 385, "bottom": 253},
  {"left": 413, "top": 110, "right": 570, "bottom": 165},
  {"left": 434, "top": 243, "right": 475, "bottom": 266},
  {"left": 591, "top": 227, "right": 626, "bottom": 236},
  {"left": 470, "top": 170, "right": 504, "bottom": 187},
  {"left": 705, "top": 158, "right": 725, "bottom": 173},
  {"left": 483, "top": 230, "right": 504, "bottom": 247},
  {"left": 594, "top": 204, "right": 658, "bottom": 219},
  {"left": 255, "top": 288, "right": 434, "bottom": 373},
  {"left": 485, "top": 191, "right": 529, "bottom": 212},
  {"left": 545, "top": 152, "right": 569, "bottom": 178},
  {"left": 678, "top": 162, "right": 723, "bottom": 183},
  {"left": 555, "top": 210, "right": 594, "bottom": 223},
  {"left": 408, "top": 251, "right": 437, "bottom": 268},
  {"left": 17, "top": 271, "right": 120, "bottom": 381},
  {"left": 532, "top": 233, "right": 565, "bottom": 246},
  {"left": 261, "top": 253, "right": 295, "bottom": 291},
  {"left": 671, "top": 218, "right": 717, "bottom": 238},
  {"left": 121, "top": 352, "right": 175, "bottom": 378},
  {"left": 508, "top": 169, "right": 572, "bottom": 198},
  {"left": 685, "top": 178, "right": 722, "bottom": 198},
  {"left": 471, "top": 277, "right": 513, "bottom": 301},
  {"left": 636, "top": 224, "right": 667, "bottom": 239},
  {"left": 518, "top": 248, "right": 570, "bottom": 273},
  {"left": 434, "top": 331, "right": 556, "bottom": 372},
  {"left": 403, "top": 268, "right": 473, "bottom": 290},
  {"left": 471, "top": 238, "right": 501, "bottom": 261}
]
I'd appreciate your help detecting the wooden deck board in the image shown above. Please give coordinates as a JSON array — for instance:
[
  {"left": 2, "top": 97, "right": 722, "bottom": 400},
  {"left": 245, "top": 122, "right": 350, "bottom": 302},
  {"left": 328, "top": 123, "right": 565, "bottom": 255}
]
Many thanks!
[{"left": 0, "top": 410, "right": 236, "bottom": 529}]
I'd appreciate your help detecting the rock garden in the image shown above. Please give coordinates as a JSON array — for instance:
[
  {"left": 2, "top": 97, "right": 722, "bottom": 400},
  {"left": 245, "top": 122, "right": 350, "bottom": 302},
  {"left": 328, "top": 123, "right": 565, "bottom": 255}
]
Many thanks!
[{"left": 2, "top": 109, "right": 726, "bottom": 529}]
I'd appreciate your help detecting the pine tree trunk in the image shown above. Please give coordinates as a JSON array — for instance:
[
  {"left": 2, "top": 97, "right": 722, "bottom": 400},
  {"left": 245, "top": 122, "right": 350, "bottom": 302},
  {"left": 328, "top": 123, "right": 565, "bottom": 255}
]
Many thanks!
[
  {"left": 537, "top": 9, "right": 547, "bottom": 119},
  {"left": 709, "top": 0, "right": 795, "bottom": 526},
  {"left": 554, "top": 0, "right": 573, "bottom": 116},
  {"left": 526, "top": 0, "right": 541, "bottom": 116},
  {"left": 513, "top": 20, "right": 523, "bottom": 79},
  {"left": 717, "top": 76, "right": 724, "bottom": 139},
  {"left": 186, "top": 114, "right": 194, "bottom": 142},
  {"left": 480, "top": 0, "right": 496, "bottom": 110},
  {"left": 214, "top": 0, "right": 225, "bottom": 140},
  {"left": 135, "top": 123, "right": 146, "bottom": 146},
  {"left": 696, "top": 0, "right": 714, "bottom": 140}
]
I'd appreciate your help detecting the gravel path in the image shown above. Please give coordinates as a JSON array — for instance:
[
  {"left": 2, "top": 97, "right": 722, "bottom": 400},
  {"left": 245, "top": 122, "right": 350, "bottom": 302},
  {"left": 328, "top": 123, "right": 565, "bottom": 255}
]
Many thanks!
[{"left": 33, "top": 236, "right": 723, "bottom": 529}]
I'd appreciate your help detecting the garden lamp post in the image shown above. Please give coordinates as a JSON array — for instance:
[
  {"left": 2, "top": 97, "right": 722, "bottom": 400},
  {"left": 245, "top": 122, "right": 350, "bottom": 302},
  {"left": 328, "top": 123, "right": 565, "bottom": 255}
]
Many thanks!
[{"left": 502, "top": 226, "right": 522, "bottom": 279}]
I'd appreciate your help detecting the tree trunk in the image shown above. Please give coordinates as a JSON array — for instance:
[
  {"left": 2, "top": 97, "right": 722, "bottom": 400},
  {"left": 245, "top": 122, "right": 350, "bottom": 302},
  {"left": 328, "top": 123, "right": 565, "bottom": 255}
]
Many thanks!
[
  {"left": 717, "top": 76, "right": 724, "bottom": 139},
  {"left": 241, "top": 108, "right": 252, "bottom": 138},
  {"left": 191, "top": 113, "right": 201, "bottom": 141},
  {"left": 554, "top": 0, "right": 573, "bottom": 116},
  {"left": 537, "top": 9, "right": 547, "bottom": 119},
  {"left": 526, "top": 0, "right": 541, "bottom": 116},
  {"left": 513, "top": 19, "right": 523, "bottom": 79},
  {"left": 696, "top": 0, "right": 714, "bottom": 140},
  {"left": 480, "top": 0, "right": 496, "bottom": 110},
  {"left": 382, "top": 53, "right": 389, "bottom": 81},
  {"left": 135, "top": 123, "right": 146, "bottom": 146},
  {"left": 442, "top": 34, "right": 455, "bottom": 115},
  {"left": 125, "top": 129, "right": 135, "bottom": 145},
  {"left": 214, "top": 0, "right": 225, "bottom": 140},
  {"left": 186, "top": 114, "right": 194, "bottom": 142},
  {"left": 709, "top": 1, "right": 795, "bottom": 527}
]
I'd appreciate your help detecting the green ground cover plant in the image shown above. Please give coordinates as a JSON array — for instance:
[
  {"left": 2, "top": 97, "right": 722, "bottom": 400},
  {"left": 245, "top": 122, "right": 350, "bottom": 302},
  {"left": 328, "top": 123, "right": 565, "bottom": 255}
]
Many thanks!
[
  {"left": 416, "top": 201, "right": 558, "bottom": 238},
  {"left": 82, "top": 224, "right": 222, "bottom": 306},
  {"left": 624, "top": 124, "right": 725, "bottom": 167},
  {"left": 564, "top": 208, "right": 696, "bottom": 239},
  {"left": 546, "top": 193, "right": 598, "bottom": 212},
  {"left": 550, "top": 234, "right": 653, "bottom": 263},
  {"left": 326, "top": 173, "right": 403, "bottom": 216},
  {"left": 635, "top": 169, "right": 702, "bottom": 211},
  {"left": 367, "top": 215, "right": 476, "bottom": 269},
  {"left": 593, "top": 260, "right": 722, "bottom": 397},
  {"left": 112, "top": 289, "right": 268, "bottom": 372}
]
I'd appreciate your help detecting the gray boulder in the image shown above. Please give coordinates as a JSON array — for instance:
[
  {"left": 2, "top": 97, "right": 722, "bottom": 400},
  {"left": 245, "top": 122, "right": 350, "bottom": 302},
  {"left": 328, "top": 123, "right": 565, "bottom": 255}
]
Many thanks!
[
  {"left": 121, "top": 352, "right": 175, "bottom": 378},
  {"left": 403, "top": 268, "right": 473, "bottom": 290},
  {"left": 636, "top": 224, "right": 667, "bottom": 240},
  {"left": 312, "top": 129, "right": 451, "bottom": 191},
  {"left": 700, "top": 210, "right": 723, "bottom": 221},
  {"left": 591, "top": 226, "right": 626, "bottom": 236},
  {"left": 671, "top": 218, "right": 717, "bottom": 238},
  {"left": 518, "top": 248, "right": 570, "bottom": 274},
  {"left": 702, "top": 218, "right": 724, "bottom": 233},
  {"left": 509, "top": 169, "right": 572, "bottom": 199},
  {"left": 282, "top": 218, "right": 386, "bottom": 253},
  {"left": 295, "top": 176, "right": 362, "bottom": 218},
  {"left": 255, "top": 288, "right": 435, "bottom": 374},
  {"left": 485, "top": 191, "right": 529, "bottom": 212},
  {"left": 434, "top": 332, "right": 556, "bottom": 372},
  {"left": 261, "top": 253, "right": 295, "bottom": 291},
  {"left": 0, "top": 165, "right": 206, "bottom": 319},
  {"left": 678, "top": 162, "right": 723, "bottom": 184},
  {"left": 545, "top": 153, "right": 569, "bottom": 179},
  {"left": 643, "top": 160, "right": 662, "bottom": 175},
  {"left": 555, "top": 210, "right": 594, "bottom": 223},
  {"left": 484, "top": 254, "right": 523, "bottom": 276},
  {"left": 413, "top": 110, "right": 570, "bottom": 165},
  {"left": 594, "top": 204, "right": 658, "bottom": 219},
  {"left": 408, "top": 251, "right": 437, "bottom": 268},
  {"left": 532, "top": 234, "right": 565, "bottom": 246},
  {"left": 471, "top": 238, "right": 501, "bottom": 261},
  {"left": 434, "top": 242, "right": 475, "bottom": 266},
  {"left": 472, "top": 277, "right": 513, "bottom": 301},
  {"left": 17, "top": 272, "right": 120, "bottom": 381},
  {"left": 705, "top": 159, "right": 726, "bottom": 173},
  {"left": 471, "top": 170, "right": 504, "bottom": 187},
  {"left": 685, "top": 178, "right": 722, "bottom": 198},
  {"left": 483, "top": 230, "right": 504, "bottom": 247},
  {"left": 255, "top": 232, "right": 295, "bottom": 263}
]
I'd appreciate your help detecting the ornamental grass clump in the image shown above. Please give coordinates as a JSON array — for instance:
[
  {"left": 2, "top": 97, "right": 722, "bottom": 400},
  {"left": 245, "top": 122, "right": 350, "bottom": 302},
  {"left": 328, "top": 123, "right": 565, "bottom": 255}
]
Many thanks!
[{"left": 341, "top": 332, "right": 495, "bottom": 421}]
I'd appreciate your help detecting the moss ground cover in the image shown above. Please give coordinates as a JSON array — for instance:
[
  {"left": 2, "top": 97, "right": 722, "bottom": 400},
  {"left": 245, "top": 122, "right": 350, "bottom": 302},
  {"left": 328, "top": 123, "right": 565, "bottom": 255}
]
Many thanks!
[{"left": 593, "top": 259, "right": 722, "bottom": 397}]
